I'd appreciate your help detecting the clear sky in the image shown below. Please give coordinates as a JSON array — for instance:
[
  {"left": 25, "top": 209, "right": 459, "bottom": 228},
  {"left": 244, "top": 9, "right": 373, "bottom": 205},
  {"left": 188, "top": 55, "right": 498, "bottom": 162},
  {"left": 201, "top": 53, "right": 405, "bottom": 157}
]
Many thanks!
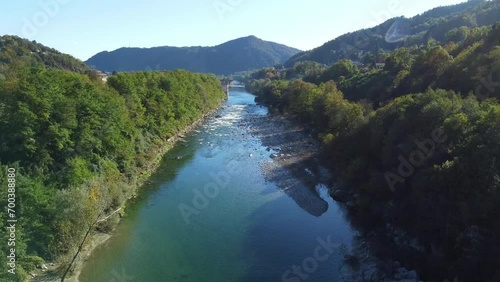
[{"left": 0, "top": 0, "right": 466, "bottom": 61}]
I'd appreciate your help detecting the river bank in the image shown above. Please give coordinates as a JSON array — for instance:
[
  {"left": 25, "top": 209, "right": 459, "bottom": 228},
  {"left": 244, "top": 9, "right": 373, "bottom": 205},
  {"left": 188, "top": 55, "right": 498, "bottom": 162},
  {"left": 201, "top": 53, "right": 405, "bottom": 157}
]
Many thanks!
[{"left": 31, "top": 105, "right": 224, "bottom": 282}]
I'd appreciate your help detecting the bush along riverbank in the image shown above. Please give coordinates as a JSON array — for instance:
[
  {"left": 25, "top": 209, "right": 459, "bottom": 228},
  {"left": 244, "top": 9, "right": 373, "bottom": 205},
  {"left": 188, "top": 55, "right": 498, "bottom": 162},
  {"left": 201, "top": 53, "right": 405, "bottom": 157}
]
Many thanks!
[
  {"left": 245, "top": 23, "right": 500, "bottom": 281},
  {"left": 0, "top": 56, "right": 226, "bottom": 281}
]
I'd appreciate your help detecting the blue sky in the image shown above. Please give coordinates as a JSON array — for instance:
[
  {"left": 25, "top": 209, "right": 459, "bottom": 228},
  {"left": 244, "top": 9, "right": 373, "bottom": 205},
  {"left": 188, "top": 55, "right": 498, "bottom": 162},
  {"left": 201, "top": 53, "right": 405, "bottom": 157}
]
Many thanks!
[{"left": 0, "top": 0, "right": 466, "bottom": 60}]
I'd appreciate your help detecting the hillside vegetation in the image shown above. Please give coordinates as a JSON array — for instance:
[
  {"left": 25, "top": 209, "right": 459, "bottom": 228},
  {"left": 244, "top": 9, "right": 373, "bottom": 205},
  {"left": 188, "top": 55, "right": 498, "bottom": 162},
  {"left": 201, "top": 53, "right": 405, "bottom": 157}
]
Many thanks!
[
  {"left": 0, "top": 35, "right": 90, "bottom": 74},
  {"left": 286, "top": 0, "right": 499, "bottom": 67},
  {"left": 0, "top": 37, "right": 225, "bottom": 281}
]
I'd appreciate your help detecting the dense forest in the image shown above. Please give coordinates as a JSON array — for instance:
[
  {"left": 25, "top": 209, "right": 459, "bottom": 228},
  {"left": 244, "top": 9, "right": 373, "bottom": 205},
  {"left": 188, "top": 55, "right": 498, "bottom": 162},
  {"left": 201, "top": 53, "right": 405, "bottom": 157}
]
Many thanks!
[
  {"left": 85, "top": 36, "right": 301, "bottom": 75},
  {"left": 286, "top": 0, "right": 500, "bottom": 67},
  {"left": 0, "top": 35, "right": 90, "bottom": 74},
  {"left": 0, "top": 37, "right": 226, "bottom": 281},
  {"left": 246, "top": 21, "right": 500, "bottom": 281}
]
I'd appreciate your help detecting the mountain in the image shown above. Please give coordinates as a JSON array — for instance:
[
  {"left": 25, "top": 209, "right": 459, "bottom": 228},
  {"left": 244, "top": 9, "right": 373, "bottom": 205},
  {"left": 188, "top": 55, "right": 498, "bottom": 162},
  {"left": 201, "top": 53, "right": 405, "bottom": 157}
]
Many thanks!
[
  {"left": 85, "top": 36, "right": 301, "bottom": 75},
  {"left": 286, "top": 0, "right": 500, "bottom": 66},
  {"left": 0, "top": 35, "right": 90, "bottom": 74}
]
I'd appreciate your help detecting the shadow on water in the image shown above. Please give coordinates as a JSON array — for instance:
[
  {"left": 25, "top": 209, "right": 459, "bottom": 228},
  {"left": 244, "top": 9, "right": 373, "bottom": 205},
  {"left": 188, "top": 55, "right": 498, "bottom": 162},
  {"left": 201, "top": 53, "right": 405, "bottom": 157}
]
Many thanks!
[
  {"left": 263, "top": 164, "right": 329, "bottom": 217},
  {"left": 239, "top": 186, "right": 354, "bottom": 282}
]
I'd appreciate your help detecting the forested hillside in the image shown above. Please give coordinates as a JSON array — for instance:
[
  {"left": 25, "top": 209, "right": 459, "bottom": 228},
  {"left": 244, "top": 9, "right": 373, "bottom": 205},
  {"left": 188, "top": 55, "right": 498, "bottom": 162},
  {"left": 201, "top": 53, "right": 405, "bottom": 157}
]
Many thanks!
[
  {"left": 0, "top": 40, "right": 225, "bottom": 281},
  {"left": 247, "top": 23, "right": 500, "bottom": 281},
  {"left": 0, "top": 35, "right": 90, "bottom": 74},
  {"left": 286, "top": 0, "right": 499, "bottom": 67},
  {"left": 85, "top": 36, "right": 301, "bottom": 75}
]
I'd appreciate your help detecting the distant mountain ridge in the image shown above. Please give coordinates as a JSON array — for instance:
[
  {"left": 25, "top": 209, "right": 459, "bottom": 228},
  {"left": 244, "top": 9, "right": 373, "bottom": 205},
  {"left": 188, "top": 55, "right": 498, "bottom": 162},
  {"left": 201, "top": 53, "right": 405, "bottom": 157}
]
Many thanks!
[
  {"left": 286, "top": 0, "right": 500, "bottom": 66},
  {"left": 85, "top": 36, "right": 301, "bottom": 75}
]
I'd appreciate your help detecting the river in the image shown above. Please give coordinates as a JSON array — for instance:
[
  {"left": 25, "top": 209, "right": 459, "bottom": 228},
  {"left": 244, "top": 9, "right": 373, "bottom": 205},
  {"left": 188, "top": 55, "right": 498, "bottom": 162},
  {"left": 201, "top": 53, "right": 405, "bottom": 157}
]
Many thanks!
[{"left": 79, "top": 89, "right": 355, "bottom": 282}]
